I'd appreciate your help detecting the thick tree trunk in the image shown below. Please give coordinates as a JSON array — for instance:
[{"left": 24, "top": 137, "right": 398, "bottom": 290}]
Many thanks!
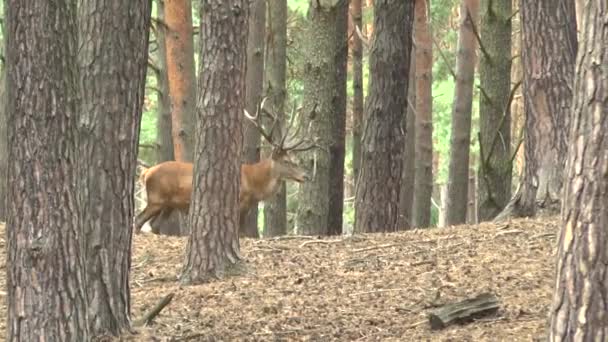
[
  {"left": 241, "top": 0, "right": 266, "bottom": 238},
  {"left": 327, "top": 1, "right": 348, "bottom": 236},
  {"left": 494, "top": 0, "right": 577, "bottom": 222},
  {"left": 351, "top": 0, "right": 363, "bottom": 189},
  {"left": 180, "top": 0, "right": 248, "bottom": 283},
  {"left": 5, "top": 1, "right": 89, "bottom": 340},
  {"left": 263, "top": 0, "right": 288, "bottom": 237},
  {"left": 77, "top": 0, "right": 152, "bottom": 336},
  {"left": 549, "top": 1, "right": 608, "bottom": 338},
  {"left": 152, "top": 0, "right": 183, "bottom": 237},
  {"left": 354, "top": 1, "right": 414, "bottom": 233},
  {"left": 445, "top": 0, "right": 479, "bottom": 226},
  {"left": 294, "top": 0, "right": 343, "bottom": 236},
  {"left": 165, "top": 0, "right": 196, "bottom": 162},
  {"left": 476, "top": 0, "right": 513, "bottom": 222},
  {"left": 0, "top": 69, "right": 6, "bottom": 222},
  {"left": 412, "top": 0, "right": 433, "bottom": 228},
  {"left": 398, "top": 51, "right": 416, "bottom": 229}
]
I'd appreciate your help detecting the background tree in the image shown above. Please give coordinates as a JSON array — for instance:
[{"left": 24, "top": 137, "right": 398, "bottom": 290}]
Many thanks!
[
  {"left": 327, "top": 1, "right": 348, "bottom": 235},
  {"left": 242, "top": 0, "right": 266, "bottom": 238},
  {"left": 476, "top": 0, "right": 513, "bottom": 221},
  {"left": 263, "top": 0, "right": 288, "bottom": 237},
  {"left": 5, "top": 0, "right": 88, "bottom": 339},
  {"left": 351, "top": 0, "right": 364, "bottom": 188},
  {"left": 412, "top": 0, "right": 433, "bottom": 228},
  {"left": 354, "top": 1, "right": 414, "bottom": 233},
  {"left": 77, "top": 0, "right": 152, "bottom": 336},
  {"left": 294, "top": 0, "right": 343, "bottom": 235},
  {"left": 444, "top": 0, "right": 479, "bottom": 225},
  {"left": 0, "top": 66, "right": 5, "bottom": 222},
  {"left": 180, "top": 0, "right": 249, "bottom": 283},
  {"left": 165, "top": 0, "right": 197, "bottom": 162},
  {"left": 494, "top": 0, "right": 577, "bottom": 222},
  {"left": 549, "top": 0, "right": 607, "bottom": 338},
  {"left": 398, "top": 52, "right": 416, "bottom": 229}
]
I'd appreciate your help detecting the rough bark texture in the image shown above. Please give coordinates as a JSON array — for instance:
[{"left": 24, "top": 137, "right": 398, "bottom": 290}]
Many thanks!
[
  {"left": 494, "top": 0, "right": 577, "bottom": 222},
  {"left": 152, "top": 0, "right": 183, "bottom": 237},
  {"left": 445, "top": 0, "right": 479, "bottom": 226},
  {"left": 165, "top": 0, "right": 196, "bottom": 162},
  {"left": 0, "top": 69, "right": 6, "bottom": 222},
  {"left": 476, "top": 0, "right": 513, "bottom": 222},
  {"left": 263, "top": 0, "right": 288, "bottom": 237},
  {"left": 549, "top": 1, "right": 608, "bottom": 338},
  {"left": 398, "top": 51, "right": 416, "bottom": 229},
  {"left": 351, "top": 0, "right": 363, "bottom": 188},
  {"left": 412, "top": 0, "right": 433, "bottom": 228},
  {"left": 327, "top": 1, "right": 348, "bottom": 235},
  {"left": 77, "top": 0, "right": 152, "bottom": 336},
  {"left": 354, "top": 1, "right": 414, "bottom": 233},
  {"left": 180, "top": 0, "right": 248, "bottom": 283},
  {"left": 5, "top": 1, "right": 89, "bottom": 340},
  {"left": 294, "top": 0, "right": 342, "bottom": 236}
]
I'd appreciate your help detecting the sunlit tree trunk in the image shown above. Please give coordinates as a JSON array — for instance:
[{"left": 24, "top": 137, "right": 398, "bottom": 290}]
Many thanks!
[
  {"left": 412, "top": 0, "right": 433, "bottom": 228},
  {"left": 0, "top": 69, "right": 6, "bottom": 222},
  {"left": 5, "top": 0, "right": 89, "bottom": 339},
  {"left": 476, "top": 0, "right": 513, "bottom": 221},
  {"left": 242, "top": 0, "right": 266, "bottom": 238},
  {"left": 263, "top": 0, "right": 288, "bottom": 237},
  {"left": 549, "top": 1, "right": 607, "bottom": 338},
  {"left": 354, "top": 0, "right": 414, "bottom": 233},
  {"left": 351, "top": 0, "right": 364, "bottom": 188},
  {"left": 180, "top": 0, "right": 249, "bottom": 283},
  {"left": 445, "top": 0, "right": 479, "bottom": 226},
  {"left": 494, "top": 0, "right": 577, "bottom": 222}
]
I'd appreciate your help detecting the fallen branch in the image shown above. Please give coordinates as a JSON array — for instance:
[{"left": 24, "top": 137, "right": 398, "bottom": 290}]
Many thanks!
[
  {"left": 428, "top": 292, "right": 500, "bottom": 330},
  {"left": 352, "top": 243, "right": 400, "bottom": 253},
  {"left": 299, "top": 239, "right": 343, "bottom": 248},
  {"left": 133, "top": 292, "right": 175, "bottom": 327}
]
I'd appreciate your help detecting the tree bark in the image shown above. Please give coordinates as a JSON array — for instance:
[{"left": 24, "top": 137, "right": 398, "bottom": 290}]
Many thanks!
[
  {"left": 77, "top": 0, "right": 152, "bottom": 336},
  {"left": 354, "top": 0, "right": 414, "bottom": 233},
  {"left": 263, "top": 0, "right": 288, "bottom": 237},
  {"left": 294, "top": 0, "right": 343, "bottom": 236},
  {"left": 180, "top": 0, "right": 248, "bottom": 283},
  {"left": 241, "top": 0, "right": 266, "bottom": 238},
  {"left": 494, "top": 0, "right": 577, "bottom": 222},
  {"left": 351, "top": 0, "right": 364, "bottom": 189},
  {"left": 476, "top": 0, "right": 513, "bottom": 222},
  {"left": 165, "top": 0, "right": 196, "bottom": 162},
  {"left": 327, "top": 1, "right": 348, "bottom": 236},
  {"left": 412, "top": 0, "right": 433, "bottom": 228},
  {"left": 0, "top": 68, "right": 6, "bottom": 222},
  {"left": 445, "top": 0, "right": 479, "bottom": 226},
  {"left": 549, "top": 1, "right": 608, "bottom": 339},
  {"left": 398, "top": 50, "right": 416, "bottom": 229},
  {"left": 151, "top": 0, "right": 183, "bottom": 237},
  {"left": 5, "top": 1, "right": 89, "bottom": 340}
]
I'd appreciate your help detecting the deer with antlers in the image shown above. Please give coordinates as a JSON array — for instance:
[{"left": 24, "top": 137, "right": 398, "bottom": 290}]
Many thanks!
[{"left": 133, "top": 97, "right": 319, "bottom": 234}]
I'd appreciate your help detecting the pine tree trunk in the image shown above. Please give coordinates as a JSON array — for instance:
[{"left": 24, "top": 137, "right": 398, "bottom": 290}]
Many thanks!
[
  {"left": 549, "top": 1, "right": 608, "bottom": 338},
  {"left": 180, "top": 0, "right": 248, "bottom": 283},
  {"left": 152, "top": 0, "right": 183, "bottom": 237},
  {"left": 412, "top": 0, "right": 433, "bottom": 228},
  {"left": 242, "top": 0, "right": 266, "bottom": 238},
  {"left": 351, "top": 0, "right": 364, "bottom": 189},
  {"left": 476, "top": 0, "right": 513, "bottom": 221},
  {"left": 445, "top": 0, "right": 479, "bottom": 226},
  {"left": 295, "top": 0, "right": 343, "bottom": 236},
  {"left": 263, "top": 0, "right": 288, "bottom": 237},
  {"left": 5, "top": 1, "right": 89, "bottom": 339},
  {"left": 494, "top": 0, "right": 577, "bottom": 222},
  {"left": 398, "top": 51, "right": 416, "bottom": 229},
  {"left": 77, "top": 0, "right": 152, "bottom": 336},
  {"left": 0, "top": 69, "right": 6, "bottom": 222},
  {"left": 165, "top": 0, "right": 196, "bottom": 162},
  {"left": 354, "top": 0, "right": 414, "bottom": 233},
  {"left": 327, "top": 1, "right": 348, "bottom": 236}
]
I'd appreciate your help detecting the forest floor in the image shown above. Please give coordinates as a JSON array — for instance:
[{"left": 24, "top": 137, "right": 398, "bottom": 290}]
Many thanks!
[{"left": 0, "top": 217, "right": 559, "bottom": 341}]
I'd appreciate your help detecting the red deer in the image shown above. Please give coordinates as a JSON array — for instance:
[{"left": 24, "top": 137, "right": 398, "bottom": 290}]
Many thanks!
[{"left": 133, "top": 98, "right": 319, "bottom": 234}]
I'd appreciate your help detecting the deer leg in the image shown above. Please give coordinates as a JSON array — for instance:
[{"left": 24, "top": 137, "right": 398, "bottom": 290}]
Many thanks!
[
  {"left": 133, "top": 204, "right": 163, "bottom": 234},
  {"left": 149, "top": 207, "right": 175, "bottom": 235}
]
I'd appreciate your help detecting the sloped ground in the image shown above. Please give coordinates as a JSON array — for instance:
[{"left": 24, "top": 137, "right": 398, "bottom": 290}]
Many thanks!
[{"left": 0, "top": 218, "right": 559, "bottom": 341}]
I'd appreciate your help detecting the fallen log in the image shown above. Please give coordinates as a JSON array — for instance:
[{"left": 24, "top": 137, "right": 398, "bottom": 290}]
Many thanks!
[
  {"left": 428, "top": 292, "right": 500, "bottom": 330},
  {"left": 134, "top": 292, "right": 175, "bottom": 327}
]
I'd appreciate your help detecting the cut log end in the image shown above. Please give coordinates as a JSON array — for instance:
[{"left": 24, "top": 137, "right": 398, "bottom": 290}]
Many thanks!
[{"left": 428, "top": 292, "right": 500, "bottom": 330}]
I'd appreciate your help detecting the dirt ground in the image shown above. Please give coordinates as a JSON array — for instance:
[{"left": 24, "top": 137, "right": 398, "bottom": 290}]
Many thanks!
[{"left": 0, "top": 217, "right": 559, "bottom": 341}]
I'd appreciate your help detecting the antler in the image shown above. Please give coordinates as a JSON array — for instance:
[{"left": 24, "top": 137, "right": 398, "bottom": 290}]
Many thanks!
[
  {"left": 243, "top": 96, "right": 281, "bottom": 148},
  {"left": 281, "top": 103, "right": 324, "bottom": 152}
]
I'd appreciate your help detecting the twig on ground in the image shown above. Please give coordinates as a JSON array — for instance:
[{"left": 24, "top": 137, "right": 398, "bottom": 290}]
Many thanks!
[
  {"left": 299, "top": 239, "right": 343, "bottom": 248},
  {"left": 352, "top": 243, "right": 400, "bottom": 253},
  {"left": 133, "top": 292, "right": 175, "bottom": 327}
]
